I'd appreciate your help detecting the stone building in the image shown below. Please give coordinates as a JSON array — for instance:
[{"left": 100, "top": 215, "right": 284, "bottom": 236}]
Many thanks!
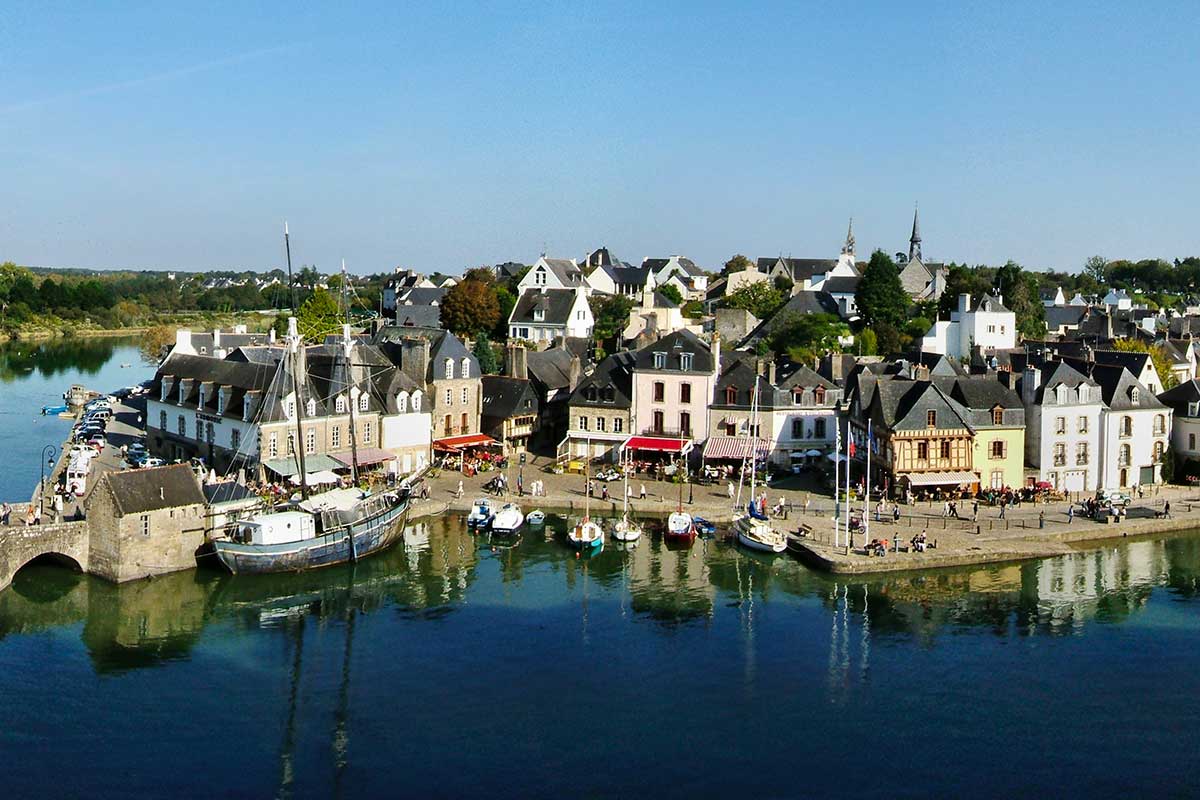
[
  {"left": 375, "top": 325, "right": 482, "bottom": 446},
  {"left": 84, "top": 464, "right": 208, "bottom": 583},
  {"left": 561, "top": 351, "right": 635, "bottom": 463}
]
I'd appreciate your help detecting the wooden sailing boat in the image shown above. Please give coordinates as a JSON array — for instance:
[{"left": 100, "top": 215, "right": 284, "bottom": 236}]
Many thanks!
[
  {"left": 568, "top": 436, "right": 603, "bottom": 550},
  {"left": 734, "top": 373, "right": 786, "bottom": 554}
]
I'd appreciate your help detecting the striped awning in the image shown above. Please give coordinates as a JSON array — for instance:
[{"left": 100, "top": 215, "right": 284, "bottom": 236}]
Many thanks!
[
  {"left": 703, "top": 435, "right": 767, "bottom": 460},
  {"left": 263, "top": 454, "right": 343, "bottom": 477},
  {"left": 904, "top": 471, "right": 979, "bottom": 487},
  {"left": 330, "top": 448, "right": 396, "bottom": 467}
]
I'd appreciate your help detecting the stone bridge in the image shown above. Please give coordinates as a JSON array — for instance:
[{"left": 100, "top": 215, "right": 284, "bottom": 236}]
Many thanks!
[{"left": 0, "top": 521, "right": 90, "bottom": 593}]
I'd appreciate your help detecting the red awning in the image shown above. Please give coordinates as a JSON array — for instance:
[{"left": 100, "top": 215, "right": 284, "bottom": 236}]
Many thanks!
[
  {"left": 330, "top": 448, "right": 396, "bottom": 467},
  {"left": 621, "top": 435, "right": 692, "bottom": 455},
  {"left": 433, "top": 433, "right": 497, "bottom": 452}
]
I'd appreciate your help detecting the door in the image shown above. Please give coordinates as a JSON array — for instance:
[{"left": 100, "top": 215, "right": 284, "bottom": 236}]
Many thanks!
[
  {"left": 402, "top": 453, "right": 412, "bottom": 473},
  {"left": 461, "top": 413, "right": 468, "bottom": 433},
  {"left": 1139, "top": 465, "right": 1155, "bottom": 486}
]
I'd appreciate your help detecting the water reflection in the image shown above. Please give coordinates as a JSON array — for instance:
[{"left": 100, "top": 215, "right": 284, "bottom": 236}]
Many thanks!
[
  {"left": 0, "top": 336, "right": 135, "bottom": 382},
  {"left": 2, "top": 516, "right": 1199, "bottom": 675}
]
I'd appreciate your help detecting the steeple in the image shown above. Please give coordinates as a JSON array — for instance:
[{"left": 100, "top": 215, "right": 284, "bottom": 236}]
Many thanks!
[
  {"left": 909, "top": 205, "right": 922, "bottom": 262},
  {"left": 841, "top": 217, "right": 855, "bottom": 257}
]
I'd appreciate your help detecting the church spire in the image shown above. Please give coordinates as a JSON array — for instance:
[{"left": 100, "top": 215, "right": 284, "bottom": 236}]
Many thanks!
[
  {"left": 909, "top": 205, "right": 922, "bottom": 262},
  {"left": 841, "top": 217, "right": 855, "bottom": 257}
]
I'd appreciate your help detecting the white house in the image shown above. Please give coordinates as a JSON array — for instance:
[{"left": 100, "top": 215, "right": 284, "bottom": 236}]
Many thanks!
[
  {"left": 623, "top": 288, "right": 687, "bottom": 342},
  {"left": 922, "top": 294, "right": 1017, "bottom": 359},
  {"left": 1103, "top": 289, "right": 1133, "bottom": 311},
  {"left": 1043, "top": 286, "right": 1067, "bottom": 307},
  {"left": 517, "top": 256, "right": 588, "bottom": 293},
  {"left": 724, "top": 261, "right": 772, "bottom": 295},
  {"left": 1091, "top": 364, "right": 1171, "bottom": 489},
  {"left": 1158, "top": 379, "right": 1200, "bottom": 464},
  {"left": 507, "top": 287, "right": 594, "bottom": 345},
  {"left": 643, "top": 256, "right": 708, "bottom": 300},
  {"left": 808, "top": 229, "right": 862, "bottom": 318},
  {"left": 1019, "top": 362, "right": 1104, "bottom": 492}
]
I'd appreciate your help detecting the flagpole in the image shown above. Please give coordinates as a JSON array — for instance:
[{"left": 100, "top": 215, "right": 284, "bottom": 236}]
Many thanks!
[
  {"left": 844, "top": 420, "right": 852, "bottom": 551},
  {"left": 863, "top": 419, "right": 872, "bottom": 544},
  {"left": 833, "top": 423, "right": 840, "bottom": 548}
]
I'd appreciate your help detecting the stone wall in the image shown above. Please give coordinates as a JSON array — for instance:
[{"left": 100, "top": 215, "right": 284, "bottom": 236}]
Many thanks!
[
  {"left": 85, "top": 486, "right": 206, "bottom": 583},
  {"left": 0, "top": 521, "right": 90, "bottom": 593}
]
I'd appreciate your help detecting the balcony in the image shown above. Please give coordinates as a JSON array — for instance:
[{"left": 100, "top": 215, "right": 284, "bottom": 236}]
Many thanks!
[{"left": 641, "top": 426, "right": 693, "bottom": 439}]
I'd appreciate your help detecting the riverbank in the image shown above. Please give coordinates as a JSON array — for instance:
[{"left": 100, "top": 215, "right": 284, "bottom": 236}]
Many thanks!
[{"left": 0, "top": 311, "right": 272, "bottom": 343}]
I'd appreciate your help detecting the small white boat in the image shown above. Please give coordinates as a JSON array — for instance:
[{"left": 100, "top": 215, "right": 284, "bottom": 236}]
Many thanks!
[
  {"left": 568, "top": 518, "right": 604, "bottom": 550},
  {"left": 666, "top": 511, "right": 696, "bottom": 543},
  {"left": 527, "top": 509, "right": 546, "bottom": 526},
  {"left": 466, "top": 498, "right": 495, "bottom": 529},
  {"left": 490, "top": 503, "right": 525, "bottom": 534},
  {"left": 734, "top": 513, "right": 787, "bottom": 554},
  {"left": 611, "top": 517, "right": 642, "bottom": 543}
]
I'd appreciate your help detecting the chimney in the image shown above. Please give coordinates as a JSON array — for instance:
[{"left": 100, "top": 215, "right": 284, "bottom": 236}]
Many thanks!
[
  {"left": 213, "top": 328, "right": 221, "bottom": 348},
  {"left": 712, "top": 332, "right": 721, "bottom": 377},
  {"left": 1022, "top": 366, "right": 1041, "bottom": 405},
  {"left": 400, "top": 337, "right": 430, "bottom": 387},
  {"left": 507, "top": 343, "right": 528, "bottom": 380},
  {"left": 175, "top": 328, "right": 193, "bottom": 355},
  {"left": 268, "top": 328, "right": 277, "bottom": 344},
  {"left": 767, "top": 360, "right": 777, "bottom": 385},
  {"left": 958, "top": 293, "right": 970, "bottom": 314},
  {"left": 755, "top": 358, "right": 766, "bottom": 377}
]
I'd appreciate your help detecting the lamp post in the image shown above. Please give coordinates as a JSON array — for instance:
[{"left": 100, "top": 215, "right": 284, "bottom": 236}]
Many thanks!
[{"left": 40, "top": 444, "right": 57, "bottom": 517}]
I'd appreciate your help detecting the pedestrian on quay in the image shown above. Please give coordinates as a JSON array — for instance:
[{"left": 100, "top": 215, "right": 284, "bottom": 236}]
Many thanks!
[
  {"left": 1067, "top": 505, "right": 1074, "bottom": 524},
  {"left": 602, "top": 484, "right": 609, "bottom": 502},
  {"left": 456, "top": 479, "right": 464, "bottom": 499},
  {"left": 727, "top": 481, "right": 735, "bottom": 501},
  {"left": 1165, "top": 500, "right": 1172, "bottom": 518},
  {"left": 893, "top": 505, "right": 901, "bottom": 524},
  {"left": 1039, "top": 511, "right": 1045, "bottom": 529},
  {"left": 53, "top": 493, "right": 63, "bottom": 522},
  {"left": 1, "top": 501, "right": 10, "bottom": 525},
  {"left": 972, "top": 500, "right": 979, "bottom": 522},
  {"left": 32, "top": 505, "right": 42, "bottom": 526},
  {"left": 998, "top": 499, "right": 1007, "bottom": 519},
  {"left": 587, "top": 479, "right": 594, "bottom": 498},
  {"left": 640, "top": 483, "right": 647, "bottom": 500}
]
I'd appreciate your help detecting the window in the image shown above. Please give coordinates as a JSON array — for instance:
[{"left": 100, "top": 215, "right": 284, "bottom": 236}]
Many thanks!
[
  {"left": 445, "top": 388, "right": 453, "bottom": 406},
  {"left": 1078, "top": 416, "right": 1089, "bottom": 434},
  {"left": 987, "top": 325, "right": 995, "bottom": 333},
  {"left": 576, "top": 309, "right": 585, "bottom": 320},
  {"left": 336, "top": 396, "right": 347, "bottom": 414},
  {"left": 1131, "top": 388, "right": 1140, "bottom": 404},
  {"left": 363, "top": 422, "right": 373, "bottom": 444},
  {"left": 178, "top": 415, "right": 186, "bottom": 436},
  {"left": 1054, "top": 443, "right": 1066, "bottom": 466},
  {"left": 217, "top": 391, "right": 225, "bottom": 415},
  {"left": 1076, "top": 442, "right": 1088, "bottom": 465},
  {"left": 653, "top": 352, "right": 666, "bottom": 370},
  {"left": 814, "top": 386, "right": 826, "bottom": 405},
  {"left": 680, "top": 412, "right": 691, "bottom": 435},
  {"left": 535, "top": 268, "right": 546, "bottom": 286},
  {"left": 411, "top": 391, "right": 422, "bottom": 412},
  {"left": 206, "top": 422, "right": 214, "bottom": 444},
  {"left": 305, "top": 428, "right": 316, "bottom": 454},
  {"left": 357, "top": 393, "right": 367, "bottom": 412},
  {"left": 614, "top": 417, "right": 623, "bottom": 433},
  {"left": 286, "top": 398, "right": 295, "bottom": 419},
  {"left": 1190, "top": 401, "right": 1199, "bottom": 417},
  {"left": 927, "top": 410, "right": 936, "bottom": 427},
  {"left": 287, "top": 433, "right": 296, "bottom": 455},
  {"left": 445, "top": 359, "right": 454, "bottom": 380},
  {"left": 444, "top": 415, "right": 452, "bottom": 435},
  {"left": 306, "top": 399, "right": 316, "bottom": 417},
  {"left": 231, "top": 429, "right": 241, "bottom": 450},
  {"left": 726, "top": 423, "right": 737, "bottom": 436},
  {"left": 653, "top": 382, "right": 665, "bottom": 402},
  {"left": 940, "top": 440, "right": 951, "bottom": 460},
  {"left": 680, "top": 353, "right": 693, "bottom": 371},
  {"left": 1055, "top": 416, "right": 1066, "bottom": 435},
  {"left": 990, "top": 440, "right": 1005, "bottom": 459},
  {"left": 724, "top": 386, "right": 737, "bottom": 404},
  {"left": 652, "top": 410, "right": 664, "bottom": 433},
  {"left": 1191, "top": 433, "right": 1197, "bottom": 451},
  {"left": 917, "top": 441, "right": 928, "bottom": 460},
  {"left": 991, "top": 470, "right": 1004, "bottom": 490},
  {"left": 161, "top": 381, "right": 170, "bottom": 402},
  {"left": 792, "top": 420, "right": 804, "bottom": 439},
  {"left": 140, "top": 514, "right": 150, "bottom": 537},
  {"left": 1154, "top": 441, "right": 1165, "bottom": 463},
  {"left": 268, "top": 433, "right": 278, "bottom": 457},
  {"left": 459, "top": 414, "right": 466, "bottom": 434},
  {"left": 814, "top": 419, "right": 826, "bottom": 438},
  {"left": 1118, "top": 444, "right": 1131, "bottom": 467},
  {"left": 159, "top": 410, "right": 167, "bottom": 430},
  {"left": 1154, "top": 414, "right": 1166, "bottom": 435},
  {"left": 195, "top": 418, "right": 202, "bottom": 440},
  {"left": 579, "top": 416, "right": 588, "bottom": 431},
  {"left": 461, "top": 387, "right": 468, "bottom": 405},
  {"left": 992, "top": 407, "right": 1004, "bottom": 425},
  {"left": 1121, "top": 416, "right": 1133, "bottom": 437},
  {"left": 596, "top": 417, "right": 605, "bottom": 432},
  {"left": 533, "top": 308, "right": 544, "bottom": 321},
  {"left": 331, "top": 426, "right": 341, "bottom": 449},
  {"left": 397, "top": 392, "right": 408, "bottom": 413},
  {"left": 179, "top": 382, "right": 186, "bottom": 403},
  {"left": 680, "top": 383, "right": 692, "bottom": 404},
  {"left": 461, "top": 358, "right": 470, "bottom": 378}
]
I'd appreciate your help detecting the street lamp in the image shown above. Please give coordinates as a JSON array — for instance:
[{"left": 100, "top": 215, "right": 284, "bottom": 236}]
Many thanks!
[{"left": 40, "top": 444, "right": 57, "bottom": 517}]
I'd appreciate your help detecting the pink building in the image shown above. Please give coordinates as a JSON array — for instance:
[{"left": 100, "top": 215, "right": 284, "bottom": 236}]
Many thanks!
[{"left": 629, "top": 330, "right": 718, "bottom": 462}]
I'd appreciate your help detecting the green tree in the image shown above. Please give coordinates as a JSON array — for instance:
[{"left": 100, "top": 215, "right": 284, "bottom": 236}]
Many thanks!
[
  {"left": 874, "top": 322, "right": 901, "bottom": 356},
  {"left": 1084, "top": 255, "right": 1108, "bottom": 285},
  {"left": 854, "top": 250, "right": 908, "bottom": 327},
  {"left": 724, "top": 281, "right": 784, "bottom": 319},
  {"left": 1110, "top": 338, "right": 1179, "bottom": 391},
  {"left": 296, "top": 288, "right": 342, "bottom": 342},
  {"left": 472, "top": 333, "right": 498, "bottom": 374},
  {"left": 995, "top": 261, "right": 1046, "bottom": 339},
  {"left": 766, "top": 311, "right": 848, "bottom": 364},
  {"left": 492, "top": 285, "right": 516, "bottom": 341},
  {"left": 721, "top": 254, "right": 754, "bottom": 277},
  {"left": 440, "top": 277, "right": 500, "bottom": 337},
  {"left": 856, "top": 328, "right": 878, "bottom": 356},
  {"left": 588, "top": 293, "right": 634, "bottom": 348},
  {"left": 658, "top": 283, "right": 684, "bottom": 306}
]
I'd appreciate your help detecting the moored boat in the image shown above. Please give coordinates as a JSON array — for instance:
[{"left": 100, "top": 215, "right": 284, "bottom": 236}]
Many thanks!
[
  {"left": 527, "top": 509, "right": 546, "bottom": 526},
  {"left": 467, "top": 498, "right": 495, "bottom": 528},
  {"left": 490, "top": 503, "right": 524, "bottom": 534},
  {"left": 665, "top": 511, "right": 696, "bottom": 542},
  {"left": 734, "top": 508, "right": 787, "bottom": 554},
  {"left": 611, "top": 448, "right": 642, "bottom": 542},
  {"left": 568, "top": 518, "right": 604, "bottom": 550}
]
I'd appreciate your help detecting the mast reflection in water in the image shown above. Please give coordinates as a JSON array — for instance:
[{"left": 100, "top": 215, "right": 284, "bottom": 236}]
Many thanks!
[{"left": 1, "top": 516, "right": 1199, "bottom": 797}]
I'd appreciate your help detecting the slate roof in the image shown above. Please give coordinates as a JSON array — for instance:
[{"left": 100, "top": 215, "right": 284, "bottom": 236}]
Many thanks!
[
  {"left": 1021, "top": 361, "right": 1099, "bottom": 404},
  {"left": 97, "top": 464, "right": 206, "bottom": 515},
  {"left": 1089, "top": 364, "right": 1167, "bottom": 411},
  {"left": 510, "top": 289, "right": 578, "bottom": 325},
  {"left": 941, "top": 375, "right": 1024, "bottom": 427},
  {"left": 373, "top": 326, "right": 479, "bottom": 384},
  {"left": 742, "top": 290, "right": 841, "bottom": 346},
  {"left": 645, "top": 256, "right": 705, "bottom": 278},
  {"left": 818, "top": 275, "right": 861, "bottom": 295},
  {"left": 1158, "top": 379, "right": 1200, "bottom": 416},
  {"left": 632, "top": 329, "right": 714, "bottom": 373},
  {"left": 541, "top": 258, "right": 585, "bottom": 285},
  {"left": 526, "top": 348, "right": 576, "bottom": 392},
  {"left": 571, "top": 351, "right": 634, "bottom": 409},
  {"left": 392, "top": 305, "right": 444, "bottom": 328},
  {"left": 712, "top": 357, "right": 778, "bottom": 409},
  {"left": 396, "top": 287, "right": 449, "bottom": 306},
  {"left": 757, "top": 257, "right": 836, "bottom": 283},
  {"left": 481, "top": 375, "right": 539, "bottom": 420},
  {"left": 1045, "top": 305, "right": 1088, "bottom": 330},
  {"left": 1090, "top": 349, "right": 1154, "bottom": 379},
  {"left": 778, "top": 364, "right": 835, "bottom": 391},
  {"left": 973, "top": 294, "right": 1010, "bottom": 313},
  {"left": 870, "top": 380, "right": 975, "bottom": 433},
  {"left": 598, "top": 262, "right": 650, "bottom": 287}
]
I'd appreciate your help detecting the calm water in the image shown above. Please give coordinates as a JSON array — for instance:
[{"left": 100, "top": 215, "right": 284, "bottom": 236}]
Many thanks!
[
  {"left": 0, "top": 514, "right": 1199, "bottom": 798},
  {"left": 3, "top": 342, "right": 1200, "bottom": 798},
  {"left": 0, "top": 336, "right": 155, "bottom": 502}
]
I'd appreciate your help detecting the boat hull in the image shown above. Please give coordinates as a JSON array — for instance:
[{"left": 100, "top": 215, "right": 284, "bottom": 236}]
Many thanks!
[
  {"left": 734, "top": 518, "right": 786, "bottom": 554},
  {"left": 214, "top": 497, "right": 410, "bottom": 575}
]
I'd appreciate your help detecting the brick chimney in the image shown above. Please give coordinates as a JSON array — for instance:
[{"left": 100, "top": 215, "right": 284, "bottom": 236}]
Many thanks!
[
  {"left": 400, "top": 337, "right": 430, "bottom": 387},
  {"left": 568, "top": 354, "right": 582, "bottom": 391},
  {"left": 767, "top": 360, "right": 777, "bottom": 385},
  {"left": 506, "top": 343, "right": 528, "bottom": 380}
]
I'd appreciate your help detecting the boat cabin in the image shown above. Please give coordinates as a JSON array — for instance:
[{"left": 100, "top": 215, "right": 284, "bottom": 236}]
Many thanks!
[{"left": 237, "top": 511, "right": 316, "bottom": 545}]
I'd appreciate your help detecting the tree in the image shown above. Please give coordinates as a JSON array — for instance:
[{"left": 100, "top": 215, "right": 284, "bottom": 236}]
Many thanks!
[
  {"left": 855, "top": 250, "right": 908, "bottom": 327},
  {"left": 589, "top": 293, "right": 634, "bottom": 349},
  {"left": 1110, "top": 338, "right": 1179, "bottom": 391},
  {"left": 140, "top": 324, "right": 176, "bottom": 364},
  {"left": 856, "top": 328, "right": 877, "bottom": 356},
  {"left": 296, "top": 288, "right": 342, "bottom": 342},
  {"left": 995, "top": 261, "right": 1046, "bottom": 339},
  {"left": 874, "top": 322, "right": 901, "bottom": 356},
  {"left": 440, "top": 277, "right": 499, "bottom": 337},
  {"left": 492, "top": 285, "right": 516, "bottom": 341},
  {"left": 472, "top": 333, "right": 498, "bottom": 374},
  {"left": 721, "top": 254, "right": 754, "bottom": 277},
  {"left": 463, "top": 267, "right": 495, "bottom": 285},
  {"left": 724, "top": 281, "right": 784, "bottom": 319},
  {"left": 294, "top": 266, "right": 322, "bottom": 290},
  {"left": 766, "top": 311, "right": 848, "bottom": 364},
  {"left": 1084, "top": 255, "right": 1108, "bottom": 285},
  {"left": 658, "top": 284, "right": 684, "bottom": 307}
]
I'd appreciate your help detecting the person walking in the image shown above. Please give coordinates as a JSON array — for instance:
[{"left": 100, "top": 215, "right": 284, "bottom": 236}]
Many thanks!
[
  {"left": 1, "top": 501, "right": 10, "bottom": 525},
  {"left": 1165, "top": 500, "right": 1172, "bottom": 518},
  {"left": 1067, "top": 504, "right": 1074, "bottom": 524},
  {"left": 640, "top": 483, "right": 647, "bottom": 500},
  {"left": 456, "top": 479, "right": 464, "bottom": 499},
  {"left": 998, "top": 499, "right": 1006, "bottom": 519},
  {"left": 601, "top": 483, "right": 609, "bottom": 502},
  {"left": 727, "top": 481, "right": 735, "bottom": 501}
]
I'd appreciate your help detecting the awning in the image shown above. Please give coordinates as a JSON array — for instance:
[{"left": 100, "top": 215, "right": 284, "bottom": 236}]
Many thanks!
[
  {"left": 805, "top": 449, "right": 823, "bottom": 457},
  {"left": 621, "top": 435, "right": 693, "bottom": 456},
  {"left": 703, "top": 435, "right": 767, "bottom": 460},
  {"left": 904, "top": 471, "right": 979, "bottom": 487},
  {"left": 330, "top": 447, "right": 396, "bottom": 467},
  {"left": 289, "top": 470, "right": 341, "bottom": 486},
  {"left": 263, "top": 454, "right": 343, "bottom": 477},
  {"left": 433, "top": 433, "right": 497, "bottom": 452}
]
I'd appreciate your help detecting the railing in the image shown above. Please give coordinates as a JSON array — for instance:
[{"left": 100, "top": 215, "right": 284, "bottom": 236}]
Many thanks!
[{"left": 640, "top": 426, "right": 693, "bottom": 438}]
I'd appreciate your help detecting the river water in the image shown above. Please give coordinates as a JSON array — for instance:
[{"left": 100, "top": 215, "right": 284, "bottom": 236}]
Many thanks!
[{"left": 2, "top": 342, "right": 1200, "bottom": 798}]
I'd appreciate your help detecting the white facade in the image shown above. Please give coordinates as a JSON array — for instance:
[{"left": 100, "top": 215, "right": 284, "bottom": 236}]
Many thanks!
[
  {"left": 1098, "top": 406, "right": 1170, "bottom": 490},
  {"left": 381, "top": 410, "right": 432, "bottom": 475},
  {"left": 517, "top": 257, "right": 587, "bottom": 293},
  {"left": 922, "top": 293, "right": 1017, "bottom": 359},
  {"left": 507, "top": 288, "right": 594, "bottom": 343},
  {"left": 1022, "top": 368, "right": 1104, "bottom": 492},
  {"left": 725, "top": 264, "right": 771, "bottom": 295},
  {"left": 1103, "top": 289, "right": 1132, "bottom": 311}
]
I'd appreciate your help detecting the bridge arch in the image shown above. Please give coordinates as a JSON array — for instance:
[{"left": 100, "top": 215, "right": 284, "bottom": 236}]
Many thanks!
[{"left": 0, "top": 521, "right": 90, "bottom": 594}]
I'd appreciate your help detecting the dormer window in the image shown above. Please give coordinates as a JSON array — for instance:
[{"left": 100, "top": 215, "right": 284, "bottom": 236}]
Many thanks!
[
  {"left": 533, "top": 308, "right": 545, "bottom": 321},
  {"left": 992, "top": 407, "right": 1004, "bottom": 425},
  {"left": 217, "top": 390, "right": 225, "bottom": 415},
  {"left": 927, "top": 410, "right": 937, "bottom": 427},
  {"left": 242, "top": 399, "right": 252, "bottom": 422},
  {"left": 653, "top": 352, "right": 666, "bottom": 370},
  {"left": 359, "top": 393, "right": 369, "bottom": 412},
  {"left": 814, "top": 387, "right": 826, "bottom": 405},
  {"left": 445, "top": 358, "right": 454, "bottom": 380},
  {"left": 286, "top": 398, "right": 296, "bottom": 419},
  {"left": 725, "top": 386, "right": 737, "bottom": 404},
  {"left": 535, "top": 268, "right": 546, "bottom": 286},
  {"left": 197, "top": 388, "right": 205, "bottom": 408},
  {"left": 1188, "top": 401, "right": 1199, "bottom": 417},
  {"left": 161, "top": 381, "right": 170, "bottom": 402},
  {"left": 680, "top": 353, "right": 693, "bottom": 371},
  {"left": 306, "top": 399, "right": 316, "bottom": 417},
  {"left": 1130, "top": 388, "right": 1140, "bottom": 404},
  {"left": 335, "top": 396, "right": 347, "bottom": 414},
  {"left": 461, "top": 358, "right": 470, "bottom": 378},
  {"left": 178, "top": 382, "right": 187, "bottom": 404}
]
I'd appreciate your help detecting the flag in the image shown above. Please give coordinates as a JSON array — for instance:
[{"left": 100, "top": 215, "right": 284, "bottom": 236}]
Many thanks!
[{"left": 848, "top": 437, "right": 856, "bottom": 458}]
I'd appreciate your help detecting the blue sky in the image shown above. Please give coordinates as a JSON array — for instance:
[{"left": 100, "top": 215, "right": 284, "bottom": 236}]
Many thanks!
[{"left": 1, "top": 1, "right": 1197, "bottom": 275}]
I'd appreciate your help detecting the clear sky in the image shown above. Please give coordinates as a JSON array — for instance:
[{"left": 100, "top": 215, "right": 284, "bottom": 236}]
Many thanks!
[{"left": 1, "top": 1, "right": 1197, "bottom": 275}]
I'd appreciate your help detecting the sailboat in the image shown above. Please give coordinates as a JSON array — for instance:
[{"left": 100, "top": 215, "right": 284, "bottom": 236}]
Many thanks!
[
  {"left": 611, "top": 447, "right": 642, "bottom": 542},
  {"left": 567, "top": 438, "right": 603, "bottom": 551},
  {"left": 664, "top": 452, "right": 696, "bottom": 543},
  {"left": 734, "top": 373, "right": 787, "bottom": 554}
]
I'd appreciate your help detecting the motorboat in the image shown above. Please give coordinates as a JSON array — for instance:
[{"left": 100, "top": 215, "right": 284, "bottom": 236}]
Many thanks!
[
  {"left": 467, "top": 498, "right": 495, "bottom": 529},
  {"left": 568, "top": 518, "right": 604, "bottom": 550},
  {"left": 665, "top": 511, "right": 696, "bottom": 543},
  {"left": 527, "top": 509, "right": 546, "bottom": 526},
  {"left": 490, "top": 503, "right": 525, "bottom": 534},
  {"left": 692, "top": 516, "right": 716, "bottom": 537}
]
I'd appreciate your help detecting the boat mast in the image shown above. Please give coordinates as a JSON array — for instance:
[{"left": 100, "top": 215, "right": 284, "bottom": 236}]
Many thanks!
[
  {"left": 749, "top": 373, "right": 760, "bottom": 509},
  {"left": 287, "top": 317, "right": 310, "bottom": 500},
  {"left": 583, "top": 434, "right": 591, "bottom": 522},
  {"left": 284, "top": 221, "right": 296, "bottom": 312},
  {"left": 341, "top": 260, "right": 361, "bottom": 485}
]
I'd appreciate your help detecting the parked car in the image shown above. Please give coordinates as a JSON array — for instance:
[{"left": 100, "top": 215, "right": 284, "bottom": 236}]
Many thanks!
[
  {"left": 1097, "top": 489, "right": 1131, "bottom": 507},
  {"left": 141, "top": 457, "right": 166, "bottom": 469},
  {"left": 87, "top": 434, "right": 107, "bottom": 452}
]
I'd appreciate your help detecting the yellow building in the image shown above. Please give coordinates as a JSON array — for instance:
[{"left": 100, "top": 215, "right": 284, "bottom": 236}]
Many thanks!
[{"left": 945, "top": 376, "right": 1027, "bottom": 491}]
